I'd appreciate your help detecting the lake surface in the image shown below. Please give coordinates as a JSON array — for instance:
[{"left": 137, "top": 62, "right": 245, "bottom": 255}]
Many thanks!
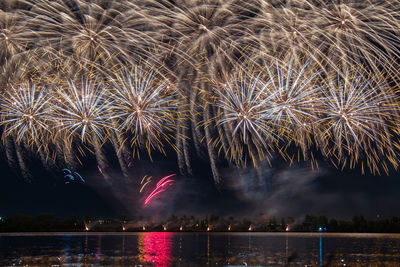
[{"left": 1, "top": 232, "right": 400, "bottom": 266}]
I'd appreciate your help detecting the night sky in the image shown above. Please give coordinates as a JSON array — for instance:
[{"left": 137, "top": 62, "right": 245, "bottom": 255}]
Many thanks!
[{"left": 1, "top": 152, "right": 399, "bottom": 220}]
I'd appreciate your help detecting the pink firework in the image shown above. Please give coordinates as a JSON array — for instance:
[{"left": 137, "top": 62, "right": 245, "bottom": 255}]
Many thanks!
[
  {"left": 97, "top": 165, "right": 103, "bottom": 174},
  {"left": 144, "top": 174, "right": 175, "bottom": 206}
]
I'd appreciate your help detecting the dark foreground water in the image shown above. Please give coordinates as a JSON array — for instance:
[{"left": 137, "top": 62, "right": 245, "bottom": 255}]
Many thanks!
[{"left": 1, "top": 233, "right": 400, "bottom": 266}]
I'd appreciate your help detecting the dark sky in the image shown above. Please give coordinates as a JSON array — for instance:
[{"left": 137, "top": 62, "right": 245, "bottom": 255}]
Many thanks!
[{"left": 1, "top": 152, "right": 400, "bottom": 220}]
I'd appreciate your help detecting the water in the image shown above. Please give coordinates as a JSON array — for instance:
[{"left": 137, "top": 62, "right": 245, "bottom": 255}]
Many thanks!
[{"left": 1, "top": 232, "right": 400, "bottom": 266}]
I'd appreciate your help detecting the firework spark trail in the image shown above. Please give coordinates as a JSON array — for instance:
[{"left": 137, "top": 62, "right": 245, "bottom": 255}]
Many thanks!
[
  {"left": 144, "top": 174, "right": 175, "bottom": 206},
  {"left": 140, "top": 181, "right": 151, "bottom": 193},
  {"left": 156, "top": 174, "right": 175, "bottom": 187},
  {"left": 140, "top": 175, "right": 148, "bottom": 184},
  {"left": 13, "top": 136, "right": 32, "bottom": 181},
  {"left": 37, "top": 145, "right": 55, "bottom": 173},
  {"left": 97, "top": 165, "right": 103, "bottom": 174},
  {"left": 92, "top": 129, "right": 112, "bottom": 183},
  {"left": 207, "top": 56, "right": 400, "bottom": 173},
  {"left": 4, "top": 135, "right": 17, "bottom": 170},
  {"left": 25, "top": 0, "right": 174, "bottom": 68},
  {"left": 109, "top": 130, "right": 130, "bottom": 181},
  {"left": 55, "top": 139, "right": 79, "bottom": 171},
  {"left": 139, "top": 175, "right": 152, "bottom": 193},
  {"left": 203, "top": 94, "right": 221, "bottom": 183}
]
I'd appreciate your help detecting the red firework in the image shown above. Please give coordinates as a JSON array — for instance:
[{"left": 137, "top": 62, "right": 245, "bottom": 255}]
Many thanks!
[{"left": 144, "top": 174, "right": 175, "bottom": 206}]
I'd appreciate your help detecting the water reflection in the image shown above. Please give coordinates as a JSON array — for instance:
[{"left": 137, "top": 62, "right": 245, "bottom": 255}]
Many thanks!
[
  {"left": 207, "top": 233, "right": 210, "bottom": 265},
  {"left": 62, "top": 235, "right": 72, "bottom": 256},
  {"left": 320, "top": 235, "right": 323, "bottom": 267},
  {"left": 285, "top": 234, "right": 288, "bottom": 263},
  {"left": 95, "top": 234, "right": 102, "bottom": 264},
  {"left": 138, "top": 232, "right": 173, "bottom": 266},
  {"left": 2, "top": 233, "right": 400, "bottom": 266}
]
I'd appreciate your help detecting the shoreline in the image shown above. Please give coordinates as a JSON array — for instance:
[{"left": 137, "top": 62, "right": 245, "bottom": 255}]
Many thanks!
[{"left": 2, "top": 232, "right": 400, "bottom": 237}]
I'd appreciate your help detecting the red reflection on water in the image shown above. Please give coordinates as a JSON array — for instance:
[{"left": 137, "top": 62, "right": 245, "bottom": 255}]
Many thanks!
[{"left": 138, "top": 232, "right": 173, "bottom": 267}]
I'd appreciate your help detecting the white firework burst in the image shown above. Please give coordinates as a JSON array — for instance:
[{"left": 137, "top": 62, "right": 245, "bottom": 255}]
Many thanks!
[
  {"left": 52, "top": 78, "right": 112, "bottom": 143},
  {"left": 319, "top": 68, "right": 399, "bottom": 173},
  {"left": 109, "top": 66, "right": 178, "bottom": 155},
  {"left": 0, "top": 82, "right": 51, "bottom": 145}
]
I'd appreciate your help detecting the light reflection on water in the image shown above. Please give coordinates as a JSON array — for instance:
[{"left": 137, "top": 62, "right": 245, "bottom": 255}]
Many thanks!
[
  {"left": 1, "top": 232, "right": 400, "bottom": 266},
  {"left": 138, "top": 232, "right": 173, "bottom": 266}
]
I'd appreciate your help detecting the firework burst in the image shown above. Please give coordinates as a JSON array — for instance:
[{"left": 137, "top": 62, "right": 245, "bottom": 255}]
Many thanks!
[
  {"left": 25, "top": 0, "right": 128, "bottom": 63},
  {"left": 0, "top": 82, "right": 51, "bottom": 147},
  {"left": 51, "top": 78, "right": 112, "bottom": 144},
  {"left": 0, "top": 4, "right": 32, "bottom": 63},
  {"left": 109, "top": 65, "right": 179, "bottom": 157},
  {"left": 319, "top": 68, "right": 399, "bottom": 174},
  {"left": 259, "top": 58, "right": 324, "bottom": 160},
  {"left": 209, "top": 69, "right": 276, "bottom": 166},
  {"left": 309, "top": 0, "right": 400, "bottom": 74}
]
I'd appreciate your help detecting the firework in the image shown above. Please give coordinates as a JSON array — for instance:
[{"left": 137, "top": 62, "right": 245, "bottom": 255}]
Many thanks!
[
  {"left": 259, "top": 58, "right": 324, "bottom": 160},
  {"left": 153, "top": 0, "right": 254, "bottom": 179},
  {"left": 251, "top": 0, "right": 400, "bottom": 78},
  {"left": 26, "top": 0, "right": 128, "bottom": 62},
  {"left": 0, "top": 82, "right": 52, "bottom": 147},
  {"left": 0, "top": 5, "right": 33, "bottom": 63},
  {"left": 0, "top": 0, "right": 400, "bottom": 183},
  {"left": 318, "top": 68, "right": 399, "bottom": 174},
  {"left": 158, "top": 0, "right": 248, "bottom": 59},
  {"left": 51, "top": 77, "right": 114, "bottom": 182},
  {"left": 249, "top": 1, "right": 317, "bottom": 61},
  {"left": 209, "top": 69, "right": 276, "bottom": 166},
  {"left": 51, "top": 78, "right": 112, "bottom": 144},
  {"left": 108, "top": 66, "right": 179, "bottom": 157},
  {"left": 144, "top": 174, "right": 175, "bottom": 206},
  {"left": 62, "top": 168, "right": 85, "bottom": 184},
  {"left": 308, "top": 0, "right": 400, "bottom": 76},
  {"left": 97, "top": 165, "right": 103, "bottom": 174},
  {"left": 140, "top": 175, "right": 152, "bottom": 193},
  {"left": 208, "top": 57, "right": 322, "bottom": 166}
]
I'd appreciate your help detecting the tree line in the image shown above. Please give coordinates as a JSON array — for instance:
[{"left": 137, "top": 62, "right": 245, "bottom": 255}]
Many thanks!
[{"left": 1, "top": 214, "right": 400, "bottom": 233}]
